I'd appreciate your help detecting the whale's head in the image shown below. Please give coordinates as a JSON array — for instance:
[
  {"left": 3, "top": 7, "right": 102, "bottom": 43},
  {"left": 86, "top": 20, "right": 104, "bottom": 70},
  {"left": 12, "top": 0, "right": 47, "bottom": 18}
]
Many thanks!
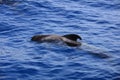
[{"left": 31, "top": 35, "right": 49, "bottom": 42}]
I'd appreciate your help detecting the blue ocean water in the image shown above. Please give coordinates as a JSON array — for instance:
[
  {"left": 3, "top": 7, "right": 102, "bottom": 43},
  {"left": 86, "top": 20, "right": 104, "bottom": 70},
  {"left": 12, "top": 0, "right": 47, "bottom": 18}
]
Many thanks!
[{"left": 0, "top": 0, "right": 120, "bottom": 80}]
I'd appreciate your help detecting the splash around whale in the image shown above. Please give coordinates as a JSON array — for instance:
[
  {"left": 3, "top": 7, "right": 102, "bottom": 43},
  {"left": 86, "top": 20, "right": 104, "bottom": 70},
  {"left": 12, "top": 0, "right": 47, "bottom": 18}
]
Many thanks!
[{"left": 31, "top": 34, "right": 111, "bottom": 58}]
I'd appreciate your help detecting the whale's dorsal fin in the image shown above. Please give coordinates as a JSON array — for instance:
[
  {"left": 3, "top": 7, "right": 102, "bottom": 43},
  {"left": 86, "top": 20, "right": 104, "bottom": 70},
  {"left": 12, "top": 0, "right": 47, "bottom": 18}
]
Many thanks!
[{"left": 62, "top": 34, "right": 82, "bottom": 41}]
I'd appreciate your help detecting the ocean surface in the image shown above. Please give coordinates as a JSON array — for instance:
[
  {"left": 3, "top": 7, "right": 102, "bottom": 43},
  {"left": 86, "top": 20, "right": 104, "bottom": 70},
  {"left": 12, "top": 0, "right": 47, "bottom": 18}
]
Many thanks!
[{"left": 0, "top": 0, "right": 120, "bottom": 80}]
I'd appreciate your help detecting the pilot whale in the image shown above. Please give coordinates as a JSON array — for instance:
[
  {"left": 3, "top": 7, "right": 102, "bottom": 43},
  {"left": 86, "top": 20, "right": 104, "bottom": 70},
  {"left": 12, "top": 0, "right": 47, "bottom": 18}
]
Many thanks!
[
  {"left": 31, "top": 34, "right": 82, "bottom": 47},
  {"left": 31, "top": 34, "right": 110, "bottom": 58}
]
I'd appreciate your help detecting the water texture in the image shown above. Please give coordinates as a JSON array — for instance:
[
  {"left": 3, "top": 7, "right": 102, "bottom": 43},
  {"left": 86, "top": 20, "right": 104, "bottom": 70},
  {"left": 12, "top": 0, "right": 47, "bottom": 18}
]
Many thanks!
[{"left": 0, "top": 0, "right": 120, "bottom": 80}]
